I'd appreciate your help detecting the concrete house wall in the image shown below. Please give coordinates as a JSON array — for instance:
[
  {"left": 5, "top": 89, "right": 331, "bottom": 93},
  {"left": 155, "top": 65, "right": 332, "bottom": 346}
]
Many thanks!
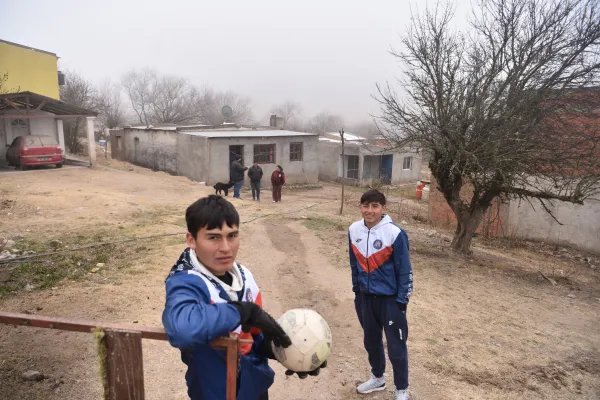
[
  {"left": 120, "top": 128, "right": 178, "bottom": 174},
  {"left": 0, "top": 40, "right": 60, "bottom": 100},
  {"left": 428, "top": 176, "right": 600, "bottom": 253},
  {"left": 390, "top": 151, "right": 422, "bottom": 184},
  {"left": 318, "top": 140, "right": 422, "bottom": 185},
  {"left": 204, "top": 134, "right": 319, "bottom": 185},
  {"left": 507, "top": 198, "right": 600, "bottom": 253},
  {"left": 176, "top": 133, "right": 210, "bottom": 183}
]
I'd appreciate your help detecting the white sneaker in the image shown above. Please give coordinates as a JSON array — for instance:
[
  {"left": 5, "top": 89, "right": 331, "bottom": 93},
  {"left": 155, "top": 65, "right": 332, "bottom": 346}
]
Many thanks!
[
  {"left": 357, "top": 374, "right": 386, "bottom": 394},
  {"left": 395, "top": 389, "right": 409, "bottom": 400}
]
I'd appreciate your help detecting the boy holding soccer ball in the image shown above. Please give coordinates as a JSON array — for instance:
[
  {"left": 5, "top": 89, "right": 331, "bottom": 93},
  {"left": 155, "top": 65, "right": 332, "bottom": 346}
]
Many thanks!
[
  {"left": 162, "top": 195, "right": 325, "bottom": 400},
  {"left": 349, "top": 189, "right": 413, "bottom": 400}
]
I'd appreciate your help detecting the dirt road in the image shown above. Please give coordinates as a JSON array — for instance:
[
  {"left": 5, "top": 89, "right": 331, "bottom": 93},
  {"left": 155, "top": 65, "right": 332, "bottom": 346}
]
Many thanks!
[{"left": 1, "top": 162, "right": 599, "bottom": 399}]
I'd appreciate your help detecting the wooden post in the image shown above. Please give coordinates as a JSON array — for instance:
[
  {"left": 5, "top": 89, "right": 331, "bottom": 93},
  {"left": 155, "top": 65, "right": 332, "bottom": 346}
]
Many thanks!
[
  {"left": 102, "top": 329, "right": 145, "bottom": 400},
  {"left": 340, "top": 129, "right": 345, "bottom": 215},
  {"left": 26, "top": 95, "right": 32, "bottom": 136},
  {"left": 226, "top": 335, "right": 239, "bottom": 400}
]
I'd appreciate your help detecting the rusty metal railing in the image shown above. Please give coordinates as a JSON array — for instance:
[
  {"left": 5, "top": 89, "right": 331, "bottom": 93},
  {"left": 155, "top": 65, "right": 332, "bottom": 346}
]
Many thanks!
[{"left": 0, "top": 311, "right": 245, "bottom": 400}]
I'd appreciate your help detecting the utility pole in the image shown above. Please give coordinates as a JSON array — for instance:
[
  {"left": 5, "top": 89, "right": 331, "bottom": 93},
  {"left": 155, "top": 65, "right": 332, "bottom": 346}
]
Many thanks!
[{"left": 339, "top": 128, "right": 345, "bottom": 215}]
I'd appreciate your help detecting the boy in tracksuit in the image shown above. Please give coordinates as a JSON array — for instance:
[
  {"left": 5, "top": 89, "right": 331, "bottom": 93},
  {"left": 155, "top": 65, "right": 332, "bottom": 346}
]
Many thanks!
[
  {"left": 163, "top": 195, "right": 325, "bottom": 400},
  {"left": 349, "top": 189, "right": 413, "bottom": 400}
]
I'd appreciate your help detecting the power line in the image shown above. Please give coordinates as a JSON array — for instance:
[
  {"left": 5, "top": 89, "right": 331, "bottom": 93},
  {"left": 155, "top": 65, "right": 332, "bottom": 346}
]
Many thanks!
[{"left": 0, "top": 199, "right": 338, "bottom": 265}]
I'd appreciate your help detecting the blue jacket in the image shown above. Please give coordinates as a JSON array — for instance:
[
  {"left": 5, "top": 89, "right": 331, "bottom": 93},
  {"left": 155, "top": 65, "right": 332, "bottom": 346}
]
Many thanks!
[
  {"left": 348, "top": 215, "right": 413, "bottom": 304},
  {"left": 162, "top": 249, "right": 274, "bottom": 399}
]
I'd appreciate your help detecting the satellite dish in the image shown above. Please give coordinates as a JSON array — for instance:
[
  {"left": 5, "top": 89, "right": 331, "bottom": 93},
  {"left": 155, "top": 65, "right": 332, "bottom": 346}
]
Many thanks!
[{"left": 221, "top": 105, "right": 233, "bottom": 118}]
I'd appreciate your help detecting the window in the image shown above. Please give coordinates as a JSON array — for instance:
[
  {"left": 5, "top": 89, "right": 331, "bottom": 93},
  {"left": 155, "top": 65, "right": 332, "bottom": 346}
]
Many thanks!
[
  {"left": 11, "top": 119, "right": 27, "bottom": 128},
  {"left": 347, "top": 155, "right": 359, "bottom": 179},
  {"left": 24, "top": 136, "right": 41, "bottom": 147},
  {"left": 402, "top": 156, "right": 413, "bottom": 170},
  {"left": 254, "top": 144, "right": 276, "bottom": 164},
  {"left": 39, "top": 136, "right": 58, "bottom": 146},
  {"left": 290, "top": 142, "right": 303, "bottom": 161}
]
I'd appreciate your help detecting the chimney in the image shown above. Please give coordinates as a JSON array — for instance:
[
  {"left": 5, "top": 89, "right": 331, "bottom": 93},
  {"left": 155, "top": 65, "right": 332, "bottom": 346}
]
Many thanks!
[{"left": 270, "top": 114, "right": 284, "bottom": 129}]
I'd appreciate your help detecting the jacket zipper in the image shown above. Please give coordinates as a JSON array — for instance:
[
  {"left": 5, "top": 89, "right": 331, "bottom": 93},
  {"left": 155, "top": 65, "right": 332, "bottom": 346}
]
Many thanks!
[{"left": 366, "top": 229, "right": 371, "bottom": 294}]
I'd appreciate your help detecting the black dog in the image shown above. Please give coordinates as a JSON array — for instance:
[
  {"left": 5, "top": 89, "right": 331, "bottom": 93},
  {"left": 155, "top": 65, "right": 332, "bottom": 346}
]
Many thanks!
[{"left": 213, "top": 181, "right": 234, "bottom": 196}]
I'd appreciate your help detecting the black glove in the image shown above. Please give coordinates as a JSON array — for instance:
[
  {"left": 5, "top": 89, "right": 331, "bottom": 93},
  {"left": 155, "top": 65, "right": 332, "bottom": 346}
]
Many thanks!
[
  {"left": 229, "top": 301, "right": 292, "bottom": 348},
  {"left": 285, "top": 360, "right": 328, "bottom": 379},
  {"left": 397, "top": 302, "right": 407, "bottom": 312}
]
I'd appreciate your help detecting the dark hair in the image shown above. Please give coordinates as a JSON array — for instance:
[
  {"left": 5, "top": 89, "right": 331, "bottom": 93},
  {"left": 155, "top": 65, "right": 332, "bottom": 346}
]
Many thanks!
[
  {"left": 276, "top": 165, "right": 283, "bottom": 172},
  {"left": 360, "top": 189, "right": 386, "bottom": 205},
  {"left": 186, "top": 195, "right": 240, "bottom": 238}
]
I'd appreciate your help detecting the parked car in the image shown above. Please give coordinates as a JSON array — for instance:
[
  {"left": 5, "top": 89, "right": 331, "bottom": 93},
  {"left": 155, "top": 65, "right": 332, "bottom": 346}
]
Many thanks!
[{"left": 6, "top": 135, "right": 64, "bottom": 170}]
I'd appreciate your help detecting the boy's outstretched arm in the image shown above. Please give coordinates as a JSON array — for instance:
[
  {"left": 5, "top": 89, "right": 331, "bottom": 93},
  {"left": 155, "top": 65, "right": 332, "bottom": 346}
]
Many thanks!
[
  {"left": 392, "top": 230, "right": 413, "bottom": 307},
  {"left": 162, "top": 272, "right": 241, "bottom": 349}
]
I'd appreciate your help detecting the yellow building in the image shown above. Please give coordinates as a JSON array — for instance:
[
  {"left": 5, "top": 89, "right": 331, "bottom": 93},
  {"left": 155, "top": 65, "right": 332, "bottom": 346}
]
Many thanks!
[
  {"left": 0, "top": 39, "right": 98, "bottom": 167},
  {"left": 0, "top": 39, "right": 60, "bottom": 99}
]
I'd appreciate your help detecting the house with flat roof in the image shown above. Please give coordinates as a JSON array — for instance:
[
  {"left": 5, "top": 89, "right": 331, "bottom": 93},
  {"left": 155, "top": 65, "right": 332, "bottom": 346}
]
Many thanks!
[
  {"left": 318, "top": 131, "right": 422, "bottom": 185},
  {"left": 109, "top": 125, "right": 319, "bottom": 185}
]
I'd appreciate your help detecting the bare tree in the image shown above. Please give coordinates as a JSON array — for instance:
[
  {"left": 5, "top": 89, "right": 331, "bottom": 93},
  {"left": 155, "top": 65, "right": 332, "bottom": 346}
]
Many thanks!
[
  {"left": 271, "top": 101, "right": 302, "bottom": 128},
  {"left": 285, "top": 117, "right": 306, "bottom": 132},
  {"left": 309, "top": 111, "right": 345, "bottom": 134},
  {"left": 377, "top": 0, "right": 600, "bottom": 254},
  {"left": 96, "top": 81, "right": 125, "bottom": 131},
  {"left": 350, "top": 121, "right": 380, "bottom": 141},
  {"left": 0, "top": 72, "right": 19, "bottom": 94},
  {"left": 150, "top": 75, "right": 203, "bottom": 124},
  {"left": 59, "top": 70, "right": 97, "bottom": 154},
  {"left": 122, "top": 70, "right": 206, "bottom": 125},
  {"left": 201, "top": 89, "right": 254, "bottom": 125},
  {"left": 122, "top": 69, "right": 155, "bottom": 126}
]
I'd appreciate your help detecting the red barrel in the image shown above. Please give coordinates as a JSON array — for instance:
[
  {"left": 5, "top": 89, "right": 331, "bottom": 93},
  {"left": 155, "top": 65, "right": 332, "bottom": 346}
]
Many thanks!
[{"left": 416, "top": 181, "right": 426, "bottom": 199}]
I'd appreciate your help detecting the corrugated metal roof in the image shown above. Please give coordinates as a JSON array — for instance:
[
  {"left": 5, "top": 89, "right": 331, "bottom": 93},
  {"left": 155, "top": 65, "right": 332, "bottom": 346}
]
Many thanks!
[
  {"left": 0, "top": 91, "right": 98, "bottom": 116},
  {"left": 183, "top": 130, "right": 318, "bottom": 138}
]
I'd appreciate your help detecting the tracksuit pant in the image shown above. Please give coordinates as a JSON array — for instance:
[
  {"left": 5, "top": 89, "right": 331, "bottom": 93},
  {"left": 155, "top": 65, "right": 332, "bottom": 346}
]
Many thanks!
[{"left": 355, "top": 292, "right": 409, "bottom": 390}]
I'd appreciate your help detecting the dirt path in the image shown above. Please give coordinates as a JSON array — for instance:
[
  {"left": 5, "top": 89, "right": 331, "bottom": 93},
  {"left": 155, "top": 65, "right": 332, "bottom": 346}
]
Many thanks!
[{"left": 1, "top": 163, "right": 599, "bottom": 399}]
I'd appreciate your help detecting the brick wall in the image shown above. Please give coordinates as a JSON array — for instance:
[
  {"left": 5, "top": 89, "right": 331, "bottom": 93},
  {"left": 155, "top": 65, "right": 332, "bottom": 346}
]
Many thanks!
[{"left": 428, "top": 176, "right": 508, "bottom": 237}]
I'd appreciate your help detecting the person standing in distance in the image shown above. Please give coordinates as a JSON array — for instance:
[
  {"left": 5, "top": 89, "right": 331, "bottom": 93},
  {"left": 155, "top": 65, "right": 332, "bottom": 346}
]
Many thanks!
[
  {"left": 270, "top": 165, "right": 285, "bottom": 203},
  {"left": 248, "top": 161, "right": 263, "bottom": 201},
  {"left": 231, "top": 157, "right": 248, "bottom": 199},
  {"left": 349, "top": 189, "right": 413, "bottom": 400}
]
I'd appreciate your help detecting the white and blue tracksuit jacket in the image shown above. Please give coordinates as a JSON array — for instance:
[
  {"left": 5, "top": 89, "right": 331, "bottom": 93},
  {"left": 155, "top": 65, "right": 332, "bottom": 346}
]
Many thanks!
[
  {"left": 349, "top": 215, "right": 413, "bottom": 304},
  {"left": 162, "top": 249, "right": 274, "bottom": 400}
]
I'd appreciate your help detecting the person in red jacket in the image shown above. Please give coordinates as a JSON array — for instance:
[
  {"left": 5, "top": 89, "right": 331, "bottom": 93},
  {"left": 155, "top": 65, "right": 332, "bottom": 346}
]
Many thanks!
[{"left": 270, "top": 165, "right": 285, "bottom": 203}]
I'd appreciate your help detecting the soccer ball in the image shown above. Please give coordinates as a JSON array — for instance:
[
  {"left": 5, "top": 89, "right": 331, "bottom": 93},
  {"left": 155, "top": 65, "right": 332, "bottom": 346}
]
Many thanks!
[{"left": 271, "top": 308, "right": 332, "bottom": 372}]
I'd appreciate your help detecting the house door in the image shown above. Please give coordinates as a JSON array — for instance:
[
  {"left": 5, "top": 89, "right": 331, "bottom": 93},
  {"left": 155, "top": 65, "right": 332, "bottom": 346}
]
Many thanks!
[
  {"left": 380, "top": 154, "right": 393, "bottom": 184},
  {"left": 229, "top": 145, "right": 244, "bottom": 180},
  {"left": 8, "top": 118, "right": 29, "bottom": 144},
  {"left": 347, "top": 155, "right": 359, "bottom": 179}
]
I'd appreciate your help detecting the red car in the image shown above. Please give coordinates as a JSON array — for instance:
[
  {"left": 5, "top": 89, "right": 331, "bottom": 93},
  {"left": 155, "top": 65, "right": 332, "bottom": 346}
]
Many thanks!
[{"left": 6, "top": 135, "right": 64, "bottom": 170}]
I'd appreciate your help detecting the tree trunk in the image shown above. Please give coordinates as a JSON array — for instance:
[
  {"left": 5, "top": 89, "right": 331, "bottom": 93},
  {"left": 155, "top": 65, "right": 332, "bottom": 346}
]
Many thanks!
[{"left": 451, "top": 208, "right": 485, "bottom": 254}]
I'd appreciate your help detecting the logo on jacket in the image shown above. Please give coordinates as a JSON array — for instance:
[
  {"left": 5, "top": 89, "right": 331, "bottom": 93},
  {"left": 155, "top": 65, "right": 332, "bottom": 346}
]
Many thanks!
[
  {"left": 373, "top": 239, "right": 383, "bottom": 250},
  {"left": 246, "top": 288, "right": 253, "bottom": 303},
  {"left": 355, "top": 238, "right": 362, "bottom": 243}
]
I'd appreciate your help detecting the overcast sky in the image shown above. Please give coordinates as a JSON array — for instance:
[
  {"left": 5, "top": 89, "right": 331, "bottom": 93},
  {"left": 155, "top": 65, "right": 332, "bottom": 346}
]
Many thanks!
[{"left": 0, "top": 0, "right": 470, "bottom": 126}]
